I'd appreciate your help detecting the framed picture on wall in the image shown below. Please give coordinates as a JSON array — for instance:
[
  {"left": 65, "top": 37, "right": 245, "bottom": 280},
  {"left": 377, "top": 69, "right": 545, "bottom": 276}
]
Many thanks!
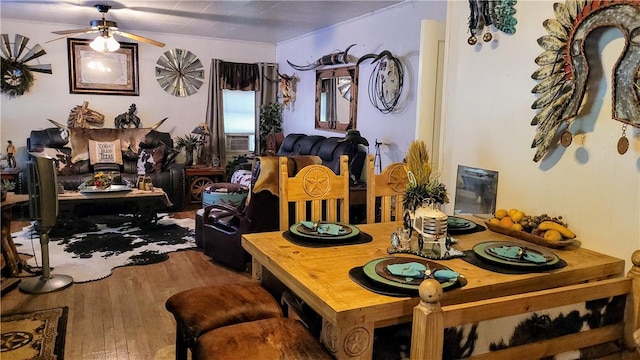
[{"left": 67, "top": 38, "right": 139, "bottom": 96}]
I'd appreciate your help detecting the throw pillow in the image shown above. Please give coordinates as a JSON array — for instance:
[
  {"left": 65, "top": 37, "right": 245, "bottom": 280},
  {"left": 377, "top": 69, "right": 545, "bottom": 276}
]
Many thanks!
[
  {"left": 33, "top": 147, "right": 71, "bottom": 175},
  {"left": 136, "top": 143, "right": 167, "bottom": 174},
  {"left": 88, "top": 139, "right": 123, "bottom": 165},
  {"left": 68, "top": 128, "right": 150, "bottom": 163},
  {"left": 231, "top": 169, "right": 252, "bottom": 188}
]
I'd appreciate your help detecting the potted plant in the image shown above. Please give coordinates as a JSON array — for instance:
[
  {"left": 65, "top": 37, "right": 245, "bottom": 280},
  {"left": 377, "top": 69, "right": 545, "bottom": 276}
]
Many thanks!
[
  {"left": 1, "top": 179, "right": 15, "bottom": 202},
  {"left": 175, "top": 134, "right": 203, "bottom": 167},
  {"left": 259, "top": 102, "right": 283, "bottom": 154},
  {"left": 402, "top": 140, "right": 449, "bottom": 212}
]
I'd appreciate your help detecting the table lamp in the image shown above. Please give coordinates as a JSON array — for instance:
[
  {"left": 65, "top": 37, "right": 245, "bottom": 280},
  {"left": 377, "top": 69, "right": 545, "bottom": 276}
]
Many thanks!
[{"left": 192, "top": 122, "right": 211, "bottom": 166}]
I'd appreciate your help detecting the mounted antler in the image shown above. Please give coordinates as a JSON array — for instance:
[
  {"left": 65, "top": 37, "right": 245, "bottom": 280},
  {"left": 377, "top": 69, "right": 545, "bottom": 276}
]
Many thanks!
[
  {"left": 264, "top": 72, "right": 298, "bottom": 109},
  {"left": 287, "top": 44, "right": 356, "bottom": 71}
]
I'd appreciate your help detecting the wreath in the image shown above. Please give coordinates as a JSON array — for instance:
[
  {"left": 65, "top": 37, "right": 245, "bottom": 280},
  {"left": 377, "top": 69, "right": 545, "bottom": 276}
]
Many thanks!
[{"left": 1, "top": 57, "right": 34, "bottom": 98}]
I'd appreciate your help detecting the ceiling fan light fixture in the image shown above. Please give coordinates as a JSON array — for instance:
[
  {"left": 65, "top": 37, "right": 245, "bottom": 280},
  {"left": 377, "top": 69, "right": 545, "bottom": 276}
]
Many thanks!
[{"left": 90, "top": 32, "right": 120, "bottom": 53}]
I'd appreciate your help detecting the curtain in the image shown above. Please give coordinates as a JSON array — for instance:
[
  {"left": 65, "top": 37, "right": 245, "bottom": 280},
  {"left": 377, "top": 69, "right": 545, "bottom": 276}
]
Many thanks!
[
  {"left": 205, "top": 59, "right": 224, "bottom": 166},
  {"left": 205, "top": 60, "right": 279, "bottom": 166},
  {"left": 256, "top": 63, "right": 279, "bottom": 155}
]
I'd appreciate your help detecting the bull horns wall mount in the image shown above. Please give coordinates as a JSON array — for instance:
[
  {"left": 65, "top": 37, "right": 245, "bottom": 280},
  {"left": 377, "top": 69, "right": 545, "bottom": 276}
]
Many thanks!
[{"left": 287, "top": 44, "right": 356, "bottom": 71}]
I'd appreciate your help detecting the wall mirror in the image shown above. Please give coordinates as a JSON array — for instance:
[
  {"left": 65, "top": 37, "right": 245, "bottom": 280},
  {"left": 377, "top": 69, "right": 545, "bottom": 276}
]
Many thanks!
[{"left": 315, "top": 65, "right": 358, "bottom": 131}]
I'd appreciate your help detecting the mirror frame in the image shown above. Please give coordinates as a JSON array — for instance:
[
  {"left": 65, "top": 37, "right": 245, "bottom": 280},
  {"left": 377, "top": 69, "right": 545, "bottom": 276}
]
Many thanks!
[{"left": 315, "top": 65, "right": 358, "bottom": 132}]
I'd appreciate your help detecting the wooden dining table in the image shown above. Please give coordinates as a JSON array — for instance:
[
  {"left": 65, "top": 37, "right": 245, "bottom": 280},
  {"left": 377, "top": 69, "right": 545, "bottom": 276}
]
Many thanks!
[{"left": 241, "top": 218, "right": 626, "bottom": 360}]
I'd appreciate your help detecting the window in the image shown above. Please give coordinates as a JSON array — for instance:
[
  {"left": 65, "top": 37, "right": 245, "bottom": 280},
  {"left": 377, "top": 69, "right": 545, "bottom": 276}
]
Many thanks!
[{"left": 223, "top": 90, "right": 255, "bottom": 161}]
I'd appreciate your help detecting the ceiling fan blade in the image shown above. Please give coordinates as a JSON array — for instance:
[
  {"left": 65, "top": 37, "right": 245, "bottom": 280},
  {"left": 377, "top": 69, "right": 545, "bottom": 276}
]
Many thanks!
[
  {"left": 114, "top": 31, "right": 165, "bottom": 48},
  {"left": 46, "top": 30, "right": 98, "bottom": 44},
  {"left": 51, "top": 28, "right": 95, "bottom": 36}
]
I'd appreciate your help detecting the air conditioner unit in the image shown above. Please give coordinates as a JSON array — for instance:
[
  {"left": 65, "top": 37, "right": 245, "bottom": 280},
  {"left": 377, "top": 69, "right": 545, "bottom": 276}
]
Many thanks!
[{"left": 225, "top": 134, "right": 254, "bottom": 153}]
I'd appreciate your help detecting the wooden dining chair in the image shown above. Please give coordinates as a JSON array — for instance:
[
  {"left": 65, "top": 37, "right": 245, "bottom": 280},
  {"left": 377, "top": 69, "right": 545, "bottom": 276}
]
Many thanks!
[
  {"left": 365, "top": 154, "right": 408, "bottom": 224},
  {"left": 279, "top": 155, "right": 350, "bottom": 230},
  {"left": 410, "top": 249, "right": 640, "bottom": 359}
]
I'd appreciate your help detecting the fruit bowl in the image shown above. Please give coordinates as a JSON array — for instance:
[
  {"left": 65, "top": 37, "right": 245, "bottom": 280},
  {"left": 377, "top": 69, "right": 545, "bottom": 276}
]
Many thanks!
[{"left": 484, "top": 220, "right": 576, "bottom": 249}]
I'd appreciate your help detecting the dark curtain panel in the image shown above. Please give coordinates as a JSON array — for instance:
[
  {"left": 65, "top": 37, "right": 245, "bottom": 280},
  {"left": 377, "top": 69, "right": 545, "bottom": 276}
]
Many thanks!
[
  {"left": 219, "top": 61, "right": 260, "bottom": 91},
  {"left": 256, "top": 63, "right": 279, "bottom": 155},
  {"left": 206, "top": 59, "right": 225, "bottom": 166}
]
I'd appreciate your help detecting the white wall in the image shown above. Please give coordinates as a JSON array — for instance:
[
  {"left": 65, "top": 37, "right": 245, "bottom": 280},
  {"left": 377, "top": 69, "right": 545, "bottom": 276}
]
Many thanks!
[
  {"left": 0, "top": 19, "right": 275, "bottom": 165},
  {"left": 440, "top": 1, "right": 640, "bottom": 270},
  {"left": 276, "top": 1, "right": 447, "bottom": 169}
]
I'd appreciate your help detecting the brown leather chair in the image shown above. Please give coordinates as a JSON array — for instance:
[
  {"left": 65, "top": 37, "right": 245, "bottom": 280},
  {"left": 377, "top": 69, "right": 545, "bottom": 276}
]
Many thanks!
[
  {"left": 165, "top": 282, "right": 283, "bottom": 360},
  {"left": 193, "top": 317, "right": 332, "bottom": 360}
]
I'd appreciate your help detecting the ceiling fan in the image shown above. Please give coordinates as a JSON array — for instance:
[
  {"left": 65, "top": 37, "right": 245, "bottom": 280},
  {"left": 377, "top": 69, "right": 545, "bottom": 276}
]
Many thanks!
[{"left": 47, "top": 4, "right": 165, "bottom": 51}]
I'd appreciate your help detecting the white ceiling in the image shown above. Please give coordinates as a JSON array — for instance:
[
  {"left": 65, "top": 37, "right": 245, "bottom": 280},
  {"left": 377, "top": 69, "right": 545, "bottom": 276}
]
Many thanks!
[{"left": 0, "top": 1, "right": 406, "bottom": 44}]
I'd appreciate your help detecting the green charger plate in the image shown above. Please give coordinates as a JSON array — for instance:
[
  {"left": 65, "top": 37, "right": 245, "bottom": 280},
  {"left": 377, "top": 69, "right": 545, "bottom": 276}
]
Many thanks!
[
  {"left": 289, "top": 222, "right": 360, "bottom": 242},
  {"left": 448, "top": 216, "right": 477, "bottom": 230},
  {"left": 362, "top": 257, "right": 458, "bottom": 291},
  {"left": 473, "top": 241, "right": 559, "bottom": 268}
]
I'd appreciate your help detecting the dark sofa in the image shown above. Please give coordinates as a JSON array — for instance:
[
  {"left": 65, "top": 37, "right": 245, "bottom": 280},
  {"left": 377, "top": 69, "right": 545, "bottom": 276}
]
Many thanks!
[
  {"left": 196, "top": 132, "right": 369, "bottom": 270},
  {"left": 17, "top": 127, "right": 185, "bottom": 210},
  {"left": 276, "top": 133, "right": 368, "bottom": 182}
]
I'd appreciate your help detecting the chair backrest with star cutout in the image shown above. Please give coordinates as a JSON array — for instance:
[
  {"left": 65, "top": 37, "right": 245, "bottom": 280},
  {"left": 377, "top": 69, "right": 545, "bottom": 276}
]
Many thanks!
[
  {"left": 365, "top": 154, "right": 408, "bottom": 224},
  {"left": 278, "top": 155, "right": 349, "bottom": 230}
]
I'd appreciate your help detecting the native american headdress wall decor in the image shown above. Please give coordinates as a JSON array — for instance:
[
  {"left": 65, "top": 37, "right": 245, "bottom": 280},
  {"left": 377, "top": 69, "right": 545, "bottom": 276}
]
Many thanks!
[{"left": 530, "top": 0, "right": 640, "bottom": 162}]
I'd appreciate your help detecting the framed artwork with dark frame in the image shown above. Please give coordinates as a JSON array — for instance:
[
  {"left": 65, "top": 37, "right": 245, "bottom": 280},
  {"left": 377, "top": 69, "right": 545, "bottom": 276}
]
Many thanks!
[{"left": 67, "top": 38, "right": 139, "bottom": 96}]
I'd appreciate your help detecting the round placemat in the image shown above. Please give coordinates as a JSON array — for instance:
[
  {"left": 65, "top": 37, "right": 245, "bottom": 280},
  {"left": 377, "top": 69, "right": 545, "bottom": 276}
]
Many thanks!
[
  {"left": 363, "top": 257, "right": 458, "bottom": 291},
  {"left": 473, "top": 241, "right": 559, "bottom": 268},
  {"left": 289, "top": 222, "right": 360, "bottom": 241},
  {"left": 374, "top": 257, "right": 452, "bottom": 286},
  {"left": 348, "top": 266, "right": 467, "bottom": 297}
]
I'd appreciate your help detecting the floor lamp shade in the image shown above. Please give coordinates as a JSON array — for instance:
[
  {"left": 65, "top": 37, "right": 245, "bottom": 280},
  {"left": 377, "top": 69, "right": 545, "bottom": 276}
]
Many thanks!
[
  {"left": 20, "top": 153, "right": 73, "bottom": 294},
  {"left": 27, "top": 153, "right": 58, "bottom": 230}
]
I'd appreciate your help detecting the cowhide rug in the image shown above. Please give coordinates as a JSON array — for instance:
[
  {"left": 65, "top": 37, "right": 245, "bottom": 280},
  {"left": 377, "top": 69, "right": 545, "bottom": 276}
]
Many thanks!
[{"left": 12, "top": 214, "right": 196, "bottom": 283}]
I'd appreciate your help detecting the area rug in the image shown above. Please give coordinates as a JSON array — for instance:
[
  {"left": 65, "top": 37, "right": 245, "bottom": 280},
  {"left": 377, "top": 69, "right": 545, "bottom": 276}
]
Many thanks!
[
  {"left": 12, "top": 214, "right": 196, "bottom": 283},
  {"left": 1, "top": 306, "right": 68, "bottom": 360}
]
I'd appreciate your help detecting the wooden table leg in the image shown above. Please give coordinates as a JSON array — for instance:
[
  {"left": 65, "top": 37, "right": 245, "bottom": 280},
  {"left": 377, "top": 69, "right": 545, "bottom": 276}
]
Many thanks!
[
  {"left": 251, "top": 258, "right": 263, "bottom": 282},
  {"left": 321, "top": 318, "right": 374, "bottom": 360},
  {"left": 1, "top": 206, "right": 24, "bottom": 277}
]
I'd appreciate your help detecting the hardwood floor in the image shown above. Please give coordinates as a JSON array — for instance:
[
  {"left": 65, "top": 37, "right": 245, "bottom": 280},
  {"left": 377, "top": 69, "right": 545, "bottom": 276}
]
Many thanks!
[{"left": 1, "top": 208, "right": 253, "bottom": 360}]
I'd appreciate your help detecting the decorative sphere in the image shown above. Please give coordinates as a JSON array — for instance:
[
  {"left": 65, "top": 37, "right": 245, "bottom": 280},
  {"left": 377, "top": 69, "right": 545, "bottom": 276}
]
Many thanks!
[
  {"left": 483, "top": 32, "right": 493, "bottom": 42},
  {"left": 467, "top": 36, "right": 478, "bottom": 45},
  {"left": 418, "top": 279, "right": 443, "bottom": 303}
]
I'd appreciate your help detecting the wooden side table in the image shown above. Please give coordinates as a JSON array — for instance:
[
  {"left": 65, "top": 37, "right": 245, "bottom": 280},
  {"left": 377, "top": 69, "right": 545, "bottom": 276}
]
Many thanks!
[
  {"left": 185, "top": 166, "right": 225, "bottom": 202},
  {"left": 1, "top": 168, "right": 21, "bottom": 182},
  {"left": 1, "top": 193, "right": 29, "bottom": 278}
]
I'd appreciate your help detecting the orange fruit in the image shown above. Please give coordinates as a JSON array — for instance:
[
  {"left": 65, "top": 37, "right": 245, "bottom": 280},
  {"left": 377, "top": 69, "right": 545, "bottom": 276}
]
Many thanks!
[
  {"left": 510, "top": 223, "right": 523, "bottom": 231},
  {"left": 500, "top": 217, "right": 514, "bottom": 228},
  {"left": 511, "top": 211, "right": 525, "bottom": 223},
  {"left": 494, "top": 209, "right": 508, "bottom": 219},
  {"left": 489, "top": 218, "right": 501, "bottom": 225},
  {"left": 508, "top": 208, "right": 519, "bottom": 217}
]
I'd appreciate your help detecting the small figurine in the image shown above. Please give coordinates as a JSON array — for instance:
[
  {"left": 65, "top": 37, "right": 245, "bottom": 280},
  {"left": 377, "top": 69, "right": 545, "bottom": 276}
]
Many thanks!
[
  {"left": 115, "top": 104, "right": 141, "bottom": 128},
  {"left": 390, "top": 232, "right": 400, "bottom": 249},
  {"left": 67, "top": 101, "right": 105, "bottom": 128},
  {"left": 6, "top": 140, "right": 16, "bottom": 168}
]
